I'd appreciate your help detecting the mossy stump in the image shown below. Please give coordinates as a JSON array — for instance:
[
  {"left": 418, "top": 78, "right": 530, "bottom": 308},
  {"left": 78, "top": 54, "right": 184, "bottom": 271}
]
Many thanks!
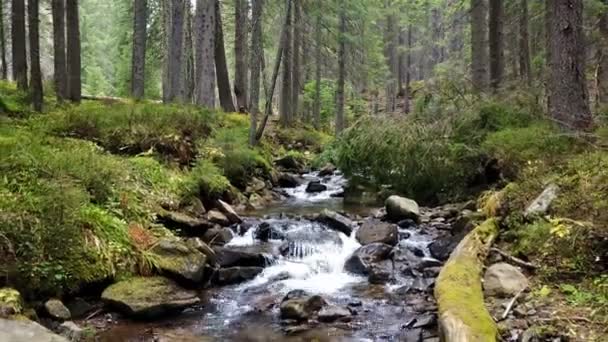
[{"left": 434, "top": 219, "right": 499, "bottom": 342}]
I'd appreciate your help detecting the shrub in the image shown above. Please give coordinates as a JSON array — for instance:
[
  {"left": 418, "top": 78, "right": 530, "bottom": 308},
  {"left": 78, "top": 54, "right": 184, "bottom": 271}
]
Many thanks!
[{"left": 180, "top": 159, "right": 230, "bottom": 200}]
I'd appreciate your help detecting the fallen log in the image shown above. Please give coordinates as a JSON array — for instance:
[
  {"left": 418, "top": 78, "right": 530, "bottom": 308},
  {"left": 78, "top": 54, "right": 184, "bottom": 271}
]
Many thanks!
[{"left": 435, "top": 218, "right": 499, "bottom": 342}]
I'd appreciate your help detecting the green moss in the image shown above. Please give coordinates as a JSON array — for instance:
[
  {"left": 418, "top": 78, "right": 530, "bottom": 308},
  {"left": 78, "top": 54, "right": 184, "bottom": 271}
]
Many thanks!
[
  {"left": 180, "top": 159, "right": 230, "bottom": 200},
  {"left": 435, "top": 219, "right": 498, "bottom": 341},
  {"left": 0, "top": 288, "right": 23, "bottom": 315}
]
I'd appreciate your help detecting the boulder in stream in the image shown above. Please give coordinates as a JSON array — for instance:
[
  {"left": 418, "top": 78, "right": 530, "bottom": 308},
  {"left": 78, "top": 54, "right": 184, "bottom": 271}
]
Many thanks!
[
  {"left": 216, "top": 267, "right": 264, "bottom": 285},
  {"left": 279, "top": 290, "right": 327, "bottom": 321},
  {"left": 149, "top": 238, "right": 207, "bottom": 283},
  {"left": 0, "top": 318, "right": 67, "bottom": 342},
  {"left": 356, "top": 219, "right": 399, "bottom": 246},
  {"left": 317, "top": 305, "right": 351, "bottom": 322},
  {"left": 255, "top": 222, "right": 286, "bottom": 241},
  {"left": 101, "top": 277, "right": 200, "bottom": 319},
  {"left": 157, "top": 210, "right": 212, "bottom": 234},
  {"left": 278, "top": 173, "right": 303, "bottom": 188},
  {"left": 305, "top": 181, "right": 327, "bottom": 193},
  {"left": 206, "top": 210, "right": 231, "bottom": 227},
  {"left": 213, "top": 247, "right": 271, "bottom": 268},
  {"left": 344, "top": 243, "right": 393, "bottom": 275},
  {"left": 44, "top": 299, "right": 71, "bottom": 321},
  {"left": 385, "top": 196, "right": 420, "bottom": 222},
  {"left": 318, "top": 163, "right": 337, "bottom": 177},
  {"left": 316, "top": 209, "right": 354, "bottom": 235},
  {"left": 202, "top": 227, "right": 234, "bottom": 246},
  {"left": 216, "top": 200, "right": 243, "bottom": 224}
]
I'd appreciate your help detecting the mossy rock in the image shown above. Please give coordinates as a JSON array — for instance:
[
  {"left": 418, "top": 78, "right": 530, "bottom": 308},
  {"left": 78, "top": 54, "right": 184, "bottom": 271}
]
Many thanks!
[
  {"left": 101, "top": 276, "right": 200, "bottom": 320},
  {"left": 149, "top": 238, "right": 208, "bottom": 283},
  {"left": 0, "top": 288, "right": 23, "bottom": 318}
]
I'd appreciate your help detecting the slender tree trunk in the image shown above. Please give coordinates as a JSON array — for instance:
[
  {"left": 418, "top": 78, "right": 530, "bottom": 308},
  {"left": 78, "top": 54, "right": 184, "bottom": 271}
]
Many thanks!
[
  {"left": 489, "top": 0, "right": 504, "bottom": 91},
  {"left": 131, "top": 0, "right": 147, "bottom": 99},
  {"left": 66, "top": 0, "right": 81, "bottom": 102},
  {"left": 548, "top": 0, "right": 592, "bottom": 131},
  {"left": 384, "top": 10, "right": 397, "bottom": 112},
  {"left": 0, "top": 0, "right": 7, "bottom": 80},
  {"left": 291, "top": 0, "right": 301, "bottom": 119},
  {"left": 11, "top": 0, "right": 27, "bottom": 90},
  {"left": 405, "top": 24, "right": 412, "bottom": 114},
  {"left": 165, "top": 0, "right": 185, "bottom": 102},
  {"left": 256, "top": 0, "right": 292, "bottom": 141},
  {"left": 194, "top": 0, "right": 215, "bottom": 107},
  {"left": 234, "top": 0, "right": 248, "bottom": 111},
  {"left": 596, "top": 3, "right": 608, "bottom": 106},
  {"left": 335, "top": 2, "right": 346, "bottom": 135},
  {"left": 249, "top": 0, "right": 263, "bottom": 146},
  {"left": 214, "top": 0, "right": 235, "bottom": 112},
  {"left": 280, "top": 0, "right": 292, "bottom": 127},
  {"left": 545, "top": 0, "right": 552, "bottom": 110},
  {"left": 397, "top": 27, "right": 404, "bottom": 96},
  {"left": 52, "top": 0, "right": 67, "bottom": 100},
  {"left": 519, "top": 0, "right": 531, "bottom": 86},
  {"left": 471, "top": 0, "right": 487, "bottom": 92},
  {"left": 313, "top": 7, "right": 321, "bottom": 129},
  {"left": 182, "top": 1, "right": 195, "bottom": 103},
  {"left": 28, "top": 0, "right": 42, "bottom": 111}
]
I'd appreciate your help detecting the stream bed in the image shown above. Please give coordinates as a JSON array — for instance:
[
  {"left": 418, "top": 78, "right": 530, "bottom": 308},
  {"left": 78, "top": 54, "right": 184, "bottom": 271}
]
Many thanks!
[{"left": 98, "top": 172, "right": 455, "bottom": 342}]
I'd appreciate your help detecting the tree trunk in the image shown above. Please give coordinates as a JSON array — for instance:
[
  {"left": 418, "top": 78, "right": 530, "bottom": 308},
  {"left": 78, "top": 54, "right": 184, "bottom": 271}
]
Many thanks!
[
  {"left": 234, "top": 0, "right": 248, "bottom": 111},
  {"left": 131, "top": 0, "right": 147, "bottom": 100},
  {"left": 519, "top": 0, "right": 531, "bottom": 86},
  {"left": 248, "top": 0, "right": 263, "bottom": 146},
  {"left": 51, "top": 0, "right": 67, "bottom": 100},
  {"left": 471, "top": 0, "right": 487, "bottom": 92},
  {"left": 0, "top": 0, "right": 7, "bottom": 80},
  {"left": 256, "top": 0, "right": 292, "bottom": 141},
  {"left": 214, "top": 0, "right": 235, "bottom": 112},
  {"left": 596, "top": 3, "right": 608, "bottom": 106},
  {"left": 11, "top": 0, "right": 27, "bottom": 90},
  {"left": 182, "top": 1, "right": 195, "bottom": 103},
  {"left": 545, "top": 0, "right": 552, "bottom": 110},
  {"left": 164, "top": 0, "right": 185, "bottom": 102},
  {"left": 335, "top": 2, "right": 346, "bottom": 135},
  {"left": 549, "top": 0, "right": 592, "bottom": 131},
  {"left": 194, "top": 0, "right": 215, "bottom": 107},
  {"left": 313, "top": 6, "right": 321, "bottom": 129},
  {"left": 489, "top": 0, "right": 504, "bottom": 91},
  {"left": 280, "top": 0, "right": 292, "bottom": 127},
  {"left": 28, "top": 0, "right": 42, "bottom": 111},
  {"left": 405, "top": 24, "right": 412, "bottom": 114},
  {"left": 384, "top": 10, "right": 397, "bottom": 112},
  {"left": 66, "top": 0, "right": 81, "bottom": 102},
  {"left": 291, "top": 0, "right": 301, "bottom": 119}
]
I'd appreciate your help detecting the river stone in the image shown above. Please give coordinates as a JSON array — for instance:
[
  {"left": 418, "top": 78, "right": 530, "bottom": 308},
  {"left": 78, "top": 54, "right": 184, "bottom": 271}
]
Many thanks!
[
  {"left": 206, "top": 210, "right": 231, "bottom": 226},
  {"left": 525, "top": 184, "right": 559, "bottom": 217},
  {"left": 278, "top": 173, "right": 303, "bottom": 188},
  {"left": 275, "top": 155, "right": 304, "bottom": 172},
  {"left": 0, "top": 288, "right": 23, "bottom": 318},
  {"left": 213, "top": 247, "right": 269, "bottom": 268},
  {"left": 101, "top": 277, "right": 200, "bottom": 319},
  {"left": 44, "top": 299, "right": 71, "bottom": 321},
  {"left": 344, "top": 243, "right": 393, "bottom": 275},
  {"left": 483, "top": 263, "right": 529, "bottom": 297},
  {"left": 356, "top": 220, "right": 399, "bottom": 246},
  {"left": 400, "top": 328, "right": 423, "bottom": 342},
  {"left": 305, "top": 181, "right": 327, "bottom": 193},
  {"left": 255, "top": 222, "right": 286, "bottom": 242},
  {"left": 279, "top": 291, "right": 327, "bottom": 321},
  {"left": 157, "top": 210, "right": 211, "bottom": 233},
  {"left": 317, "top": 305, "right": 351, "bottom": 322},
  {"left": 428, "top": 234, "right": 462, "bottom": 261},
  {"left": 385, "top": 196, "right": 420, "bottom": 222},
  {"left": 57, "top": 321, "right": 83, "bottom": 341},
  {"left": 216, "top": 200, "right": 243, "bottom": 224},
  {"left": 216, "top": 267, "right": 264, "bottom": 285},
  {"left": 368, "top": 261, "right": 395, "bottom": 284},
  {"left": 0, "top": 318, "right": 67, "bottom": 342},
  {"left": 318, "top": 163, "right": 337, "bottom": 177},
  {"left": 316, "top": 209, "right": 354, "bottom": 235},
  {"left": 149, "top": 238, "right": 207, "bottom": 283},
  {"left": 203, "top": 227, "right": 235, "bottom": 246},
  {"left": 186, "top": 238, "right": 218, "bottom": 266},
  {"left": 64, "top": 298, "right": 94, "bottom": 319}
]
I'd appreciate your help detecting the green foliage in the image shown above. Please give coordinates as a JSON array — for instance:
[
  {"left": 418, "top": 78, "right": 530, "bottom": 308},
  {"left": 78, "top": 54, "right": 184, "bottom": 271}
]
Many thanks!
[
  {"left": 0, "top": 81, "right": 30, "bottom": 115},
  {"left": 180, "top": 159, "right": 230, "bottom": 200}
]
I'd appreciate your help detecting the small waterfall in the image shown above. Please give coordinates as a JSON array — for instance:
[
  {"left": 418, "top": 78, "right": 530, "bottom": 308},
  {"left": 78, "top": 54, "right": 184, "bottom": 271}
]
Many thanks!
[{"left": 284, "top": 171, "right": 347, "bottom": 201}]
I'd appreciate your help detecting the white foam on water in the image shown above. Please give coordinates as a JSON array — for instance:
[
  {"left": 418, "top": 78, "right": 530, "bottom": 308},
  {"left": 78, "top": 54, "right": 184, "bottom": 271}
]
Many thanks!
[{"left": 284, "top": 172, "right": 347, "bottom": 201}]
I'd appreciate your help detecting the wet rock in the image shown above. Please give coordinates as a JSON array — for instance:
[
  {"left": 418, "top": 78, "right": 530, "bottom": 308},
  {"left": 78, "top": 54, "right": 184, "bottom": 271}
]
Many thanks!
[
  {"left": 149, "top": 238, "right": 207, "bottom": 283},
  {"left": 368, "top": 262, "right": 395, "bottom": 284},
  {"left": 246, "top": 178, "right": 267, "bottom": 194},
  {"left": 331, "top": 191, "right": 345, "bottom": 198},
  {"left": 157, "top": 211, "right": 212, "bottom": 234},
  {"left": 213, "top": 247, "right": 270, "bottom": 268},
  {"left": 279, "top": 291, "right": 327, "bottom": 321},
  {"left": 428, "top": 235, "right": 461, "bottom": 261},
  {"left": 101, "top": 277, "right": 200, "bottom": 319},
  {"left": 451, "top": 213, "right": 479, "bottom": 236},
  {"left": 255, "top": 222, "right": 286, "bottom": 241},
  {"left": 423, "top": 267, "right": 442, "bottom": 278},
  {"left": 318, "top": 163, "right": 337, "bottom": 177},
  {"left": 186, "top": 238, "right": 218, "bottom": 266},
  {"left": 278, "top": 173, "right": 303, "bottom": 188},
  {"left": 64, "top": 298, "right": 94, "bottom": 319},
  {"left": 248, "top": 193, "right": 267, "bottom": 210},
  {"left": 397, "top": 219, "right": 417, "bottom": 229},
  {"left": 409, "top": 278, "right": 435, "bottom": 293},
  {"left": 400, "top": 328, "right": 422, "bottom": 342},
  {"left": 0, "top": 319, "right": 67, "bottom": 342},
  {"left": 216, "top": 267, "right": 264, "bottom": 285},
  {"left": 385, "top": 196, "right": 420, "bottom": 222},
  {"left": 347, "top": 300, "right": 362, "bottom": 307},
  {"left": 305, "top": 181, "right": 327, "bottom": 193},
  {"left": 407, "top": 245, "right": 425, "bottom": 258},
  {"left": 316, "top": 209, "right": 354, "bottom": 235},
  {"left": 525, "top": 184, "right": 559, "bottom": 217},
  {"left": 317, "top": 305, "right": 351, "bottom": 322},
  {"left": 206, "top": 210, "right": 231, "bottom": 226},
  {"left": 181, "top": 197, "right": 206, "bottom": 218},
  {"left": 344, "top": 243, "right": 393, "bottom": 275},
  {"left": 202, "top": 227, "right": 234, "bottom": 246},
  {"left": 44, "top": 299, "right": 71, "bottom": 321},
  {"left": 356, "top": 220, "right": 399, "bottom": 246},
  {"left": 57, "top": 321, "right": 83, "bottom": 341},
  {"left": 484, "top": 263, "right": 529, "bottom": 297},
  {"left": 216, "top": 200, "right": 242, "bottom": 224},
  {"left": 405, "top": 313, "right": 437, "bottom": 329},
  {"left": 275, "top": 155, "right": 304, "bottom": 172}
]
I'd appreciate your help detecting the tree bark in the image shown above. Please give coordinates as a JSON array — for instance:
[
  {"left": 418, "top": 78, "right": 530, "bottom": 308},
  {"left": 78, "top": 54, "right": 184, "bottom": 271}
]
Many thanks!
[
  {"left": 596, "top": 3, "right": 608, "bottom": 106},
  {"left": 214, "top": 1, "right": 235, "bottom": 112},
  {"left": 248, "top": 0, "right": 263, "bottom": 146},
  {"left": 11, "top": 0, "right": 27, "bottom": 90},
  {"left": 0, "top": 0, "right": 7, "bottom": 80},
  {"left": 182, "top": 1, "right": 195, "bottom": 103},
  {"left": 291, "top": 0, "right": 301, "bottom": 119},
  {"left": 234, "top": 0, "right": 248, "bottom": 111},
  {"left": 384, "top": 9, "right": 397, "bottom": 112},
  {"left": 405, "top": 24, "right": 412, "bottom": 114},
  {"left": 471, "top": 0, "right": 487, "bottom": 92},
  {"left": 280, "top": 0, "right": 292, "bottom": 127},
  {"left": 519, "top": 0, "right": 531, "bottom": 86},
  {"left": 335, "top": 2, "right": 346, "bottom": 135},
  {"left": 489, "top": 0, "right": 504, "bottom": 91},
  {"left": 195, "top": 0, "right": 216, "bottom": 107},
  {"left": 51, "top": 0, "right": 67, "bottom": 100},
  {"left": 164, "top": 0, "right": 185, "bottom": 102},
  {"left": 28, "top": 0, "right": 43, "bottom": 111},
  {"left": 548, "top": 0, "right": 592, "bottom": 131},
  {"left": 66, "top": 0, "right": 81, "bottom": 102},
  {"left": 313, "top": 5, "right": 321, "bottom": 129},
  {"left": 131, "top": 0, "right": 147, "bottom": 100}
]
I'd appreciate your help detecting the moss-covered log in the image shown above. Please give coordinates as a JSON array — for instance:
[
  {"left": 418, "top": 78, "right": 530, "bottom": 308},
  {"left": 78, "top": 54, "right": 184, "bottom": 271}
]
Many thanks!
[{"left": 435, "top": 218, "right": 499, "bottom": 342}]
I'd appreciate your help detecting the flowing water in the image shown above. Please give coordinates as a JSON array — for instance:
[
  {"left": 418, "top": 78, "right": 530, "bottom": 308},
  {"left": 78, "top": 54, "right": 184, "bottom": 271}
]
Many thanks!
[{"left": 99, "top": 173, "right": 441, "bottom": 341}]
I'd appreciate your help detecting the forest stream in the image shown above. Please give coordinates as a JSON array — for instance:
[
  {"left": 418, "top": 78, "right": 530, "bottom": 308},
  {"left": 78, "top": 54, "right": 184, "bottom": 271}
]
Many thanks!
[{"left": 96, "top": 171, "right": 451, "bottom": 341}]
